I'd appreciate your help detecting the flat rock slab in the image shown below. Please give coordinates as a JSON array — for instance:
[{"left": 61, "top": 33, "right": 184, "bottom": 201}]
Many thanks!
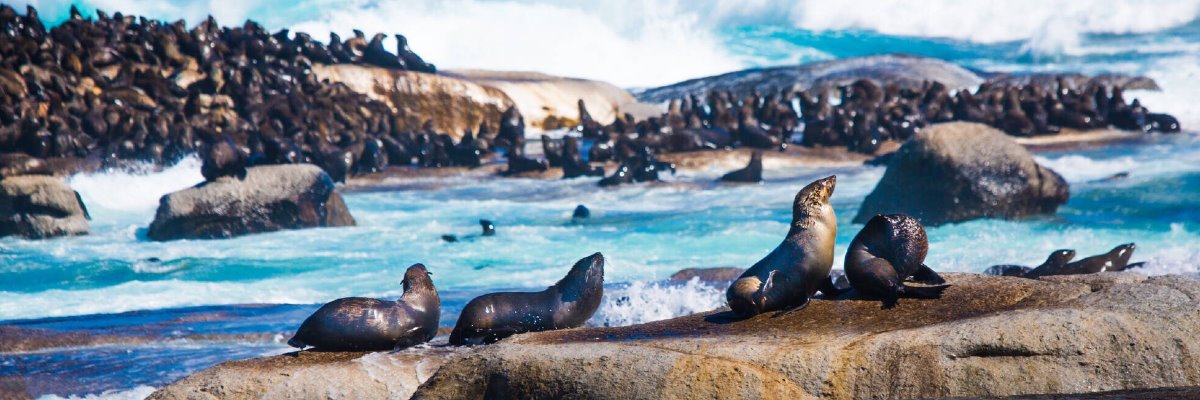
[
  {"left": 150, "top": 346, "right": 464, "bottom": 400},
  {"left": 415, "top": 273, "right": 1200, "bottom": 399}
]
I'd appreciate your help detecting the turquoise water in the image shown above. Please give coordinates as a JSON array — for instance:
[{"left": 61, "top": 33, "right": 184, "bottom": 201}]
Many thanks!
[{"left": 3, "top": 1, "right": 1200, "bottom": 397}]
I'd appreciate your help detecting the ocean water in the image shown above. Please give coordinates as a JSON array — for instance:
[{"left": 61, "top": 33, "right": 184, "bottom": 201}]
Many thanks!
[{"left": 3, "top": 1, "right": 1200, "bottom": 398}]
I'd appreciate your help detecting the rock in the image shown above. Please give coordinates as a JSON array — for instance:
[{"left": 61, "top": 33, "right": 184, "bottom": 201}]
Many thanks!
[
  {"left": 637, "top": 54, "right": 984, "bottom": 103},
  {"left": 445, "top": 70, "right": 664, "bottom": 128},
  {"left": 984, "top": 72, "right": 1160, "bottom": 92},
  {"left": 147, "top": 164, "right": 355, "bottom": 241},
  {"left": 854, "top": 122, "right": 1069, "bottom": 226},
  {"left": 0, "top": 176, "right": 89, "bottom": 239},
  {"left": 149, "top": 348, "right": 463, "bottom": 400},
  {"left": 668, "top": 267, "right": 745, "bottom": 284},
  {"left": 0, "top": 153, "right": 52, "bottom": 178},
  {"left": 414, "top": 273, "right": 1200, "bottom": 399}
]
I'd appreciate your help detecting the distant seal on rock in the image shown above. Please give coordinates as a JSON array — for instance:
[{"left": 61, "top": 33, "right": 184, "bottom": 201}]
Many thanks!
[
  {"left": 288, "top": 263, "right": 439, "bottom": 351},
  {"left": 201, "top": 138, "right": 247, "bottom": 182},
  {"left": 719, "top": 150, "right": 763, "bottom": 183},
  {"left": 985, "top": 249, "right": 1075, "bottom": 277},
  {"left": 844, "top": 214, "right": 950, "bottom": 309},
  {"left": 726, "top": 176, "right": 843, "bottom": 318},
  {"left": 1024, "top": 243, "right": 1136, "bottom": 279},
  {"left": 450, "top": 252, "right": 604, "bottom": 346}
]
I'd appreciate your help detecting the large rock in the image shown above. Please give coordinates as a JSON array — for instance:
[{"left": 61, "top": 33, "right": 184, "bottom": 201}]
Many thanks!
[
  {"left": 414, "top": 273, "right": 1200, "bottom": 399},
  {"left": 149, "top": 348, "right": 463, "bottom": 400},
  {"left": 445, "top": 70, "right": 663, "bottom": 128},
  {"left": 637, "top": 54, "right": 984, "bottom": 103},
  {"left": 854, "top": 122, "right": 1069, "bottom": 226},
  {"left": 147, "top": 164, "right": 355, "bottom": 241},
  {"left": 0, "top": 175, "right": 89, "bottom": 238}
]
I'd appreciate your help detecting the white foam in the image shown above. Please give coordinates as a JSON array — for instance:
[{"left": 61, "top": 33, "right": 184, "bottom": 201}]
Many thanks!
[
  {"left": 36, "top": 385, "right": 157, "bottom": 400},
  {"left": 68, "top": 157, "right": 203, "bottom": 214},
  {"left": 589, "top": 278, "right": 725, "bottom": 327},
  {"left": 0, "top": 280, "right": 325, "bottom": 320}
]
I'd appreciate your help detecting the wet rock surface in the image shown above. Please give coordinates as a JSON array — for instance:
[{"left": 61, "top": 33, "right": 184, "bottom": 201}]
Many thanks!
[{"left": 0, "top": 175, "right": 89, "bottom": 238}]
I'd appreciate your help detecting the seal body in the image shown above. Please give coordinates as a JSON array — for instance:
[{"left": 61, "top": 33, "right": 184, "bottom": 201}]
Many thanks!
[
  {"left": 844, "top": 214, "right": 949, "bottom": 309},
  {"left": 288, "top": 264, "right": 440, "bottom": 351},
  {"left": 726, "top": 175, "right": 840, "bottom": 318},
  {"left": 1025, "top": 244, "right": 1135, "bottom": 278},
  {"left": 450, "top": 252, "right": 604, "bottom": 346},
  {"left": 986, "top": 249, "right": 1075, "bottom": 278},
  {"left": 719, "top": 151, "right": 763, "bottom": 183},
  {"left": 201, "top": 137, "right": 247, "bottom": 182}
]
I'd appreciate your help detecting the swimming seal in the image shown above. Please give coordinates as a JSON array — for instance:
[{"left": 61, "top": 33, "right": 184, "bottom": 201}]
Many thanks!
[
  {"left": 719, "top": 150, "right": 763, "bottom": 183},
  {"left": 844, "top": 214, "right": 950, "bottom": 309},
  {"left": 985, "top": 249, "right": 1075, "bottom": 277},
  {"left": 726, "top": 175, "right": 843, "bottom": 318},
  {"left": 288, "top": 263, "right": 439, "bottom": 351},
  {"left": 572, "top": 204, "right": 590, "bottom": 220},
  {"left": 450, "top": 252, "right": 604, "bottom": 346},
  {"left": 1025, "top": 243, "right": 1136, "bottom": 279}
]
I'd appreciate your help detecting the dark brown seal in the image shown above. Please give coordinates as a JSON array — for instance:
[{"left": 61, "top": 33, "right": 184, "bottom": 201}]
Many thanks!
[
  {"left": 726, "top": 175, "right": 842, "bottom": 318},
  {"left": 288, "top": 263, "right": 440, "bottom": 351},
  {"left": 449, "top": 252, "right": 604, "bottom": 346},
  {"left": 844, "top": 214, "right": 949, "bottom": 309},
  {"left": 719, "top": 150, "right": 763, "bottom": 183}
]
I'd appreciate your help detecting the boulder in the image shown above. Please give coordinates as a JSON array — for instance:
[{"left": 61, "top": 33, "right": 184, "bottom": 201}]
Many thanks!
[
  {"left": 414, "top": 273, "right": 1200, "bottom": 399},
  {"left": 854, "top": 122, "right": 1069, "bottom": 226},
  {"left": 147, "top": 164, "right": 355, "bottom": 241},
  {"left": 445, "top": 70, "right": 663, "bottom": 128},
  {"left": 149, "top": 348, "right": 463, "bottom": 400},
  {"left": 0, "top": 175, "right": 89, "bottom": 238}
]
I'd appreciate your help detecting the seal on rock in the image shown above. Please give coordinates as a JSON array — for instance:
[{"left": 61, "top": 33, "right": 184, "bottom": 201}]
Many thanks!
[
  {"left": 985, "top": 249, "right": 1075, "bottom": 277},
  {"left": 1024, "top": 243, "right": 1136, "bottom": 279},
  {"left": 287, "top": 263, "right": 440, "bottom": 351},
  {"left": 201, "top": 137, "right": 248, "bottom": 182},
  {"left": 719, "top": 150, "right": 763, "bottom": 183},
  {"left": 844, "top": 214, "right": 950, "bottom": 309},
  {"left": 726, "top": 175, "right": 844, "bottom": 318},
  {"left": 450, "top": 252, "right": 604, "bottom": 346}
]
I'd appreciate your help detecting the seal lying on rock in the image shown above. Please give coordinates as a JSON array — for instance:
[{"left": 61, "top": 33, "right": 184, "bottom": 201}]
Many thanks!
[
  {"left": 288, "top": 263, "right": 439, "bottom": 351},
  {"left": 450, "top": 252, "right": 604, "bottom": 346},
  {"left": 985, "top": 249, "right": 1075, "bottom": 277},
  {"left": 1025, "top": 243, "right": 1136, "bottom": 279},
  {"left": 844, "top": 214, "right": 950, "bottom": 309},
  {"left": 726, "top": 176, "right": 844, "bottom": 318}
]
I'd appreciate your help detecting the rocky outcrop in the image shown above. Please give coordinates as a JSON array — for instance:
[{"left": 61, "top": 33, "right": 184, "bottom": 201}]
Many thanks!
[
  {"left": 415, "top": 273, "right": 1200, "bottom": 399},
  {"left": 446, "top": 70, "right": 663, "bottom": 129},
  {"left": 0, "top": 175, "right": 89, "bottom": 238},
  {"left": 854, "top": 122, "right": 1070, "bottom": 226},
  {"left": 147, "top": 164, "right": 355, "bottom": 241},
  {"left": 637, "top": 54, "right": 984, "bottom": 103},
  {"left": 149, "top": 348, "right": 463, "bottom": 400},
  {"left": 311, "top": 65, "right": 513, "bottom": 140}
]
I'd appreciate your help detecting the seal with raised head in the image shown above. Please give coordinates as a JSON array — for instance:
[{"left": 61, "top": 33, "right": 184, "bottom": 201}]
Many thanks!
[
  {"left": 288, "top": 263, "right": 440, "bottom": 351},
  {"left": 450, "top": 252, "right": 604, "bottom": 346},
  {"left": 719, "top": 150, "right": 763, "bottom": 183},
  {"left": 726, "top": 175, "right": 843, "bottom": 318},
  {"left": 844, "top": 214, "right": 950, "bottom": 309},
  {"left": 1024, "top": 243, "right": 1136, "bottom": 279},
  {"left": 985, "top": 249, "right": 1075, "bottom": 277},
  {"left": 201, "top": 137, "right": 247, "bottom": 182}
]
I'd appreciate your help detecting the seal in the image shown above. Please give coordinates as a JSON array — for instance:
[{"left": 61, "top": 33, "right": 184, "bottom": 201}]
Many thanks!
[
  {"left": 288, "top": 263, "right": 440, "bottom": 351},
  {"left": 726, "top": 175, "right": 843, "bottom": 318},
  {"left": 719, "top": 150, "right": 763, "bottom": 183},
  {"left": 1025, "top": 243, "right": 1136, "bottom": 278},
  {"left": 201, "top": 137, "right": 247, "bottom": 182},
  {"left": 450, "top": 252, "right": 604, "bottom": 346},
  {"left": 985, "top": 249, "right": 1075, "bottom": 277},
  {"left": 572, "top": 204, "right": 590, "bottom": 220},
  {"left": 480, "top": 219, "right": 496, "bottom": 236},
  {"left": 844, "top": 214, "right": 950, "bottom": 309}
]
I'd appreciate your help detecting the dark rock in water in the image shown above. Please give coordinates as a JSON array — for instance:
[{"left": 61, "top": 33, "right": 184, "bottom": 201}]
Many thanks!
[
  {"left": 719, "top": 151, "right": 763, "bottom": 183},
  {"left": 441, "top": 234, "right": 459, "bottom": 243},
  {"left": 0, "top": 152, "right": 52, "bottom": 178},
  {"left": 855, "top": 122, "right": 1069, "bottom": 226},
  {"left": 571, "top": 204, "right": 589, "bottom": 220},
  {"left": 0, "top": 175, "right": 89, "bottom": 238},
  {"left": 147, "top": 164, "right": 355, "bottom": 241},
  {"left": 668, "top": 267, "right": 745, "bottom": 284},
  {"left": 480, "top": 219, "right": 495, "bottom": 236},
  {"left": 637, "top": 54, "right": 983, "bottom": 103}
]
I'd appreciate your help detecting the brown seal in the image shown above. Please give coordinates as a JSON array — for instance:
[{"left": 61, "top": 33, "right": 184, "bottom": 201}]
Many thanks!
[{"left": 844, "top": 214, "right": 949, "bottom": 309}]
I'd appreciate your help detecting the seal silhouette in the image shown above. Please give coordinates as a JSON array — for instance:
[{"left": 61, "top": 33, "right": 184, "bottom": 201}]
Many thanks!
[
  {"left": 844, "top": 214, "right": 950, "bottom": 309},
  {"left": 726, "top": 175, "right": 842, "bottom": 318},
  {"left": 288, "top": 263, "right": 439, "bottom": 351},
  {"left": 719, "top": 150, "right": 763, "bottom": 183},
  {"left": 1025, "top": 243, "right": 1136, "bottom": 279},
  {"left": 450, "top": 252, "right": 604, "bottom": 346}
]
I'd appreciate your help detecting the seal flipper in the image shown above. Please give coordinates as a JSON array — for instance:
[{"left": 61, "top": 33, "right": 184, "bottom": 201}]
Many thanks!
[
  {"left": 286, "top": 336, "right": 306, "bottom": 349},
  {"left": 898, "top": 283, "right": 950, "bottom": 300},
  {"left": 772, "top": 295, "right": 811, "bottom": 318},
  {"left": 909, "top": 264, "right": 946, "bottom": 284}
]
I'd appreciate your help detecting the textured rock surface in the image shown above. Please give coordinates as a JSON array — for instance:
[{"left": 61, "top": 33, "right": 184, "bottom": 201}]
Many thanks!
[
  {"left": 446, "top": 70, "right": 662, "bottom": 128},
  {"left": 414, "top": 273, "right": 1200, "bottom": 399},
  {"left": 854, "top": 122, "right": 1070, "bottom": 226},
  {"left": 0, "top": 175, "right": 88, "bottom": 238},
  {"left": 149, "top": 347, "right": 463, "bottom": 400},
  {"left": 147, "top": 164, "right": 355, "bottom": 240}
]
